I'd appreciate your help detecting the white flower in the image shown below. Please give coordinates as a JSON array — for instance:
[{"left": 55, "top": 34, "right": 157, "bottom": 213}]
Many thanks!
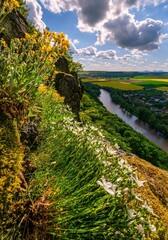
[
  {"left": 102, "top": 161, "right": 112, "bottom": 166},
  {"left": 118, "top": 158, "right": 126, "bottom": 166},
  {"left": 150, "top": 224, "right": 156, "bottom": 232},
  {"left": 133, "top": 175, "right": 146, "bottom": 187},
  {"left": 116, "top": 177, "right": 123, "bottom": 182},
  {"left": 142, "top": 202, "right": 158, "bottom": 217},
  {"left": 135, "top": 195, "right": 143, "bottom": 202},
  {"left": 128, "top": 209, "right": 136, "bottom": 219},
  {"left": 114, "top": 143, "right": 120, "bottom": 149},
  {"left": 106, "top": 146, "right": 118, "bottom": 155},
  {"left": 114, "top": 231, "right": 121, "bottom": 235},
  {"left": 97, "top": 177, "right": 117, "bottom": 196},
  {"left": 137, "top": 224, "right": 144, "bottom": 234}
]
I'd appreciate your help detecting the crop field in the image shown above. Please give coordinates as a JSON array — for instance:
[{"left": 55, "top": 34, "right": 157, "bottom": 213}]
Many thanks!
[
  {"left": 132, "top": 80, "right": 168, "bottom": 88},
  {"left": 83, "top": 77, "right": 168, "bottom": 91},
  {"left": 155, "top": 87, "right": 168, "bottom": 91},
  {"left": 82, "top": 79, "right": 143, "bottom": 90}
]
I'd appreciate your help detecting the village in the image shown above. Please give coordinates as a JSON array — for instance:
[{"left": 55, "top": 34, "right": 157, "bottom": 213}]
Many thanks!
[{"left": 123, "top": 89, "right": 168, "bottom": 114}]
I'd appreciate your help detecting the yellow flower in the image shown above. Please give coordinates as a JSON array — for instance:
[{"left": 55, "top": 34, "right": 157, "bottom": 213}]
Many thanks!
[
  {"left": 3, "top": 1, "right": 10, "bottom": 8},
  {"left": 3, "top": 0, "right": 19, "bottom": 9},
  {"left": 25, "top": 33, "right": 31, "bottom": 39},
  {"left": 0, "top": 39, "right": 8, "bottom": 48}
]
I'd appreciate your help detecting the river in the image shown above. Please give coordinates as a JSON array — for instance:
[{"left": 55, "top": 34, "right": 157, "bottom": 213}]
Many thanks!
[{"left": 99, "top": 89, "right": 168, "bottom": 153}]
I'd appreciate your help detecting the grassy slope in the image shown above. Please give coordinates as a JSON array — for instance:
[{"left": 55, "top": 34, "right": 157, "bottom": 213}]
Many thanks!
[
  {"left": 80, "top": 89, "right": 168, "bottom": 234},
  {"left": 1, "top": 89, "right": 168, "bottom": 239}
]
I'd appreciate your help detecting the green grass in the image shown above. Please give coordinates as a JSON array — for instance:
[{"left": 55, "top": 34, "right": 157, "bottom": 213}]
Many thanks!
[
  {"left": 133, "top": 80, "right": 168, "bottom": 88},
  {"left": 1, "top": 90, "right": 164, "bottom": 239},
  {"left": 24, "top": 93, "right": 159, "bottom": 239}
]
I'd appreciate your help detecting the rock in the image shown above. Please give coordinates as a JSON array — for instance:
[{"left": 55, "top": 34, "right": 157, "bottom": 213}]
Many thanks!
[
  {"left": 0, "top": 9, "right": 28, "bottom": 44},
  {"left": 21, "top": 122, "right": 38, "bottom": 147},
  {"left": 54, "top": 57, "right": 83, "bottom": 119},
  {"left": 55, "top": 56, "right": 69, "bottom": 73}
]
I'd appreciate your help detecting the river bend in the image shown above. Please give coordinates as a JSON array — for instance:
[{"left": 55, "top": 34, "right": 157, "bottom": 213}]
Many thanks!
[{"left": 99, "top": 89, "right": 168, "bottom": 153}]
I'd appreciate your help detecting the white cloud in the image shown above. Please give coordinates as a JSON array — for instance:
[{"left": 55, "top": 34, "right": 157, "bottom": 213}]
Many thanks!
[
  {"left": 78, "top": 46, "right": 97, "bottom": 56},
  {"left": 73, "top": 39, "right": 79, "bottom": 44},
  {"left": 25, "top": 0, "right": 167, "bottom": 52},
  {"left": 102, "top": 14, "right": 163, "bottom": 51},
  {"left": 39, "top": 0, "right": 61, "bottom": 13},
  {"left": 96, "top": 50, "right": 116, "bottom": 59},
  {"left": 25, "top": 0, "right": 46, "bottom": 31},
  {"left": 71, "top": 44, "right": 117, "bottom": 60}
]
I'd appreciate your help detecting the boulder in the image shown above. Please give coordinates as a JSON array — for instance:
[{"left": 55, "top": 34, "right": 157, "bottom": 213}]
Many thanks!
[
  {"left": 0, "top": 9, "right": 28, "bottom": 44},
  {"left": 55, "top": 57, "right": 83, "bottom": 119},
  {"left": 21, "top": 122, "right": 38, "bottom": 147}
]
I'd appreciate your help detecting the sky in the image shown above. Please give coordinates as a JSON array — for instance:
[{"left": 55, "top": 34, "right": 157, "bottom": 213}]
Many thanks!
[{"left": 25, "top": 0, "right": 168, "bottom": 72}]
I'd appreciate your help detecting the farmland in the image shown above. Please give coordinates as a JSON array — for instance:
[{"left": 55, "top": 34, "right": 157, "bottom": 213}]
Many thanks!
[
  {"left": 81, "top": 74, "right": 168, "bottom": 91},
  {"left": 82, "top": 79, "right": 143, "bottom": 90}
]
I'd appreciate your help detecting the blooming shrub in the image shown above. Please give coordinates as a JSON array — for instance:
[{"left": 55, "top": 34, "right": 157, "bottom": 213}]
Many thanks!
[
  {"left": 38, "top": 85, "right": 65, "bottom": 102},
  {"left": 0, "top": 29, "right": 69, "bottom": 122}
]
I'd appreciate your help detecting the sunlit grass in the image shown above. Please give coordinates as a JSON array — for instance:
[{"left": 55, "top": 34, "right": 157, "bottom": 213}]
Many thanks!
[
  {"left": 132, "top": 76, "right": 168, "bottom": 81},
  {"left": 155, "top": 87, "right": 168, "bottom": 91},
  {"left": 83, "top": 79, "right": 143, "bottom": 90}
]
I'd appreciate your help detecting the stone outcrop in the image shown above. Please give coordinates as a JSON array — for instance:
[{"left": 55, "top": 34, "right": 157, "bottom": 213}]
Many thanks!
[
  {"left": 21, "top": 122, "right": 38, "bottom": 147},
  {"left": 54, "top": 57, "right": 83, "bottom": 119},
  {"left": 0, "top": 9, "right": 28, "bottom": 44}
]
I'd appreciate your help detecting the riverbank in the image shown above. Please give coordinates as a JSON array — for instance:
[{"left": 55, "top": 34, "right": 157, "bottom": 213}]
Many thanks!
[
  {"left": 81, "top": 82, "right": 168, "bottom": 171},
  {"left": 99, "top": 89, "right": 168, "bottom": 153}
]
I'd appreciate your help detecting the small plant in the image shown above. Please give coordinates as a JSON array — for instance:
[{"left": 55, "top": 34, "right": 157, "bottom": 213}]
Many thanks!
[{"left": 0, "top": 29, "right": 69, "bottom": 122}]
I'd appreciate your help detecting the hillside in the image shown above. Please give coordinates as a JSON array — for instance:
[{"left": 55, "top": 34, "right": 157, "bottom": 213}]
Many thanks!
[{"left": 0, "top": 1, "right": 168, "bottom": 240}]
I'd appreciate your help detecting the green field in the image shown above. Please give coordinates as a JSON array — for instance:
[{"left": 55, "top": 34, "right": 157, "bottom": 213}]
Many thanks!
[
  {"left": 133, "top": 80, "right": 168, "bottom": 88},
  {"left": 83, "top": 77, "right": 168, "bottom": 91}
]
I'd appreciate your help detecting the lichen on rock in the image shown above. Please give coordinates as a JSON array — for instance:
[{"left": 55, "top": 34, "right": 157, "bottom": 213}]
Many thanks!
[{"left": 54, "top": 57, "right": 83, "bottom": 119}]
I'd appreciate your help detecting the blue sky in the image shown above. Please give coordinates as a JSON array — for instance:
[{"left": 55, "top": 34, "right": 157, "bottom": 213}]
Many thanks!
[{"left": 26, "top": 0, "right": 168, "bottom": 71}]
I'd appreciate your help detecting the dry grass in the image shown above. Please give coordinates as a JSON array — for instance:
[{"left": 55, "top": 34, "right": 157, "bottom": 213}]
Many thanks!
[{"left": 124, "top": 155, "right": 168, "bottom": 232}]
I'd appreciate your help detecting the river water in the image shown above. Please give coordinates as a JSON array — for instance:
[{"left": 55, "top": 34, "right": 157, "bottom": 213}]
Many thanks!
[{"left": 99, "top": 89, "right": 168, "bottom": 153}]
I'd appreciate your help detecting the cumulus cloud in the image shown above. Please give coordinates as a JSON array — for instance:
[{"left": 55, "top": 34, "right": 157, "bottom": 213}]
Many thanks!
[
  {"left": 39, "top": 0, "right": 61, "bottom": 13},
  {"left": 69, "top": 42, "right": 79, "bottom": 54},
  {"left": 39, "top": 0, "right": 78, "bottom": 13},
  {"left": 25, "top": 0, "right": 167, "bottom": 52},
  {"left": 78, "top": 46, "right": 97, "bottom": 56},
  {"left": 25, "top": 0, "right": 46, "bottom": 31},
  {"left": 103, "top": 14, "right": 163, "bottom": 51},
  {"left": 78, "top": 0, "right": 110, "bottom": 26},
  {"left": 96, "top": 50, "right": 116, "bottom": 59},
  {"left": 71, "top": 44, "right": 117, "bottom": 60}
]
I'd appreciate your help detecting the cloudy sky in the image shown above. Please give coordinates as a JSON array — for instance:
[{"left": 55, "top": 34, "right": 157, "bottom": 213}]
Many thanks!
[{"left": 25, "top": 0, "right": 168, "bottom": 71}]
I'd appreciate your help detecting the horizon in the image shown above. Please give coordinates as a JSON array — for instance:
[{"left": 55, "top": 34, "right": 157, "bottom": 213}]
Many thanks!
[
  {"left": 80, "top": 70, "right": 168, "bottom": 73},
  {"left": 25, "top": 0, "right": 168, "bottom": 72}
]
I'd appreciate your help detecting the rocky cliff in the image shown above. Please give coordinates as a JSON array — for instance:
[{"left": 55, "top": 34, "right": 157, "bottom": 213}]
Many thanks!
[
  {"left": 54, "top": 57, "right": 83, "bottom": 119},
  {"left": 0, "top": 9, "right": 28, "bottom": 44}
]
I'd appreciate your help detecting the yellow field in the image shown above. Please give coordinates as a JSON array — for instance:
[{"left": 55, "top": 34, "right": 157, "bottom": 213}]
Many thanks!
[
  {"left": 88, "top": 80, "right": 143, "bottom": 90},
  {"left": 155, "top": 87, "right": 168, "bottom": 91},
  {"left": 132, "top": 78, "right": 168, "bottom": 82},
  {"left": 82, "top": 77, "right": 168, "bottom": 91}
]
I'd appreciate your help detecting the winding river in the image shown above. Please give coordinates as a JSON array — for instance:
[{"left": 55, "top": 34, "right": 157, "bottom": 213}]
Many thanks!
[{"left": 99, "top": 89, "right": 168, "bottom": 153}]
